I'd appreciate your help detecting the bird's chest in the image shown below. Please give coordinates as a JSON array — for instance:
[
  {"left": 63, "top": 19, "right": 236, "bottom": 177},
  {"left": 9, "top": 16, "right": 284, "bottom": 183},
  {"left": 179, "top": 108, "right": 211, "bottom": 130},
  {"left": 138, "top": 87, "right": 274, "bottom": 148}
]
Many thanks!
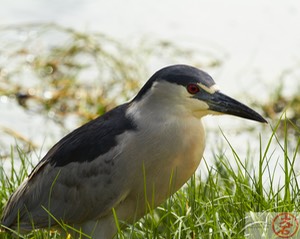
[
  {"left": 151, "top": 117, "right": 204, "bottom": 162},
  {"left": 128, "top": 117, "right": 205, "bottom": 203},
  {"left": 154, "top": 119, "right": 205, "bottom": 180}
]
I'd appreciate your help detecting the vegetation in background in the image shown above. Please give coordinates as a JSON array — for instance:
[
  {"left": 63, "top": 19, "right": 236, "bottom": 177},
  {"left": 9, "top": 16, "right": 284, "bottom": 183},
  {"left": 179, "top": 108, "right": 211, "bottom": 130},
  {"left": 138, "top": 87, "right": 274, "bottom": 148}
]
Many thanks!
[
  {"left": 0, "top": 23, "right": 221, "bottom": 123},
  {"left": 261, "top": 79, "right": 300, "bottom": 138}
]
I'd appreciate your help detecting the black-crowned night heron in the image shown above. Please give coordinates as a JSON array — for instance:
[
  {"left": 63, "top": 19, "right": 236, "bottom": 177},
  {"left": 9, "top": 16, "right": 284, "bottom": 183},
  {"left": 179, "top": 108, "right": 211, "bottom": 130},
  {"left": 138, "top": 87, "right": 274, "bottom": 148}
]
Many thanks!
[{"left": 1, "top": 65, "right": 267, "bottom": 238}]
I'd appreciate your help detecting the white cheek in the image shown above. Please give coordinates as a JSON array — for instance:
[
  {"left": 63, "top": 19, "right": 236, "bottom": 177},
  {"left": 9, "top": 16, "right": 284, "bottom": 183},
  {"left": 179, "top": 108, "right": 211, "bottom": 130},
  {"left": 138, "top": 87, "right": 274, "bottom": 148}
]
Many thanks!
[
  {"left": 186, "top": 97, "right": 209, "bottom": 109},
  {"left": 195, "top": 100, "right": 209, "bottom": 110},
  {"left": 185, "top": 98, "right": 210, "bottom": 118}
]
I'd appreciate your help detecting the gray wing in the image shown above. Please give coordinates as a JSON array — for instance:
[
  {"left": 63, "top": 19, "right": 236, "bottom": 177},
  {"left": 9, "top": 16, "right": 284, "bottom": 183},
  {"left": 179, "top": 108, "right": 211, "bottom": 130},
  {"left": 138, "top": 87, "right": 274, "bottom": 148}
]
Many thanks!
[{"left": 1, "top": 103, "right": 137, "bottom": 230}]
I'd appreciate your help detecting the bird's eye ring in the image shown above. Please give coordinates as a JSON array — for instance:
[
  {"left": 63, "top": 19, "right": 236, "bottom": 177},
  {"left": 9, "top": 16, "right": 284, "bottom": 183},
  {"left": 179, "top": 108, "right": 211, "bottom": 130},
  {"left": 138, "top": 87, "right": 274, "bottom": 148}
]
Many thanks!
[{"left": 187, "top": 84, "right": 200, "bottom": 94}]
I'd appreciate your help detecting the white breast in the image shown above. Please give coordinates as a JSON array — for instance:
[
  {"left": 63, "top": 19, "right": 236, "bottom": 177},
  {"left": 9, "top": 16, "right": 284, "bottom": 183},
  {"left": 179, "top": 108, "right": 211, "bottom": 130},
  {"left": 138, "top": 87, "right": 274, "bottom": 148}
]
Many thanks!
[{"left": 123, "top": 102, "right": 206, "bottom": 212}]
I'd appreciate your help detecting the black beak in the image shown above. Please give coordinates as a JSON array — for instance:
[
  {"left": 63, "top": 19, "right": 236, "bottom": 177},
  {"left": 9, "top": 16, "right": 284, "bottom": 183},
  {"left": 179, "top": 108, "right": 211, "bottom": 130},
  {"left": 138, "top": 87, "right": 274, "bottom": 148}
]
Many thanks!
[{"left": 195, "top": 91, "right": 267, "bottom": 123}]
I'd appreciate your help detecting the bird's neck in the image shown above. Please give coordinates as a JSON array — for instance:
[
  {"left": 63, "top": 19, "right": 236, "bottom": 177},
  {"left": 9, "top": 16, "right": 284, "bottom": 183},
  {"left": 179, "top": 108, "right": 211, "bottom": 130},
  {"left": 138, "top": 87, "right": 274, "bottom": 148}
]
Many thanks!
[
  {"left": 126, "top": 99, "right": 206, "bottom": 158},
  {"left": 125, "top": 100, "right": 206, "bottom": 208}
]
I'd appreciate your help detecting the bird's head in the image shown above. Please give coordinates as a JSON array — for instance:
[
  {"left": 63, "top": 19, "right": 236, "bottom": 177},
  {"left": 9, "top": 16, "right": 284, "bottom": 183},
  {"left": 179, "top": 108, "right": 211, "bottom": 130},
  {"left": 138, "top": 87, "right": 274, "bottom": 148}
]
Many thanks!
[{"left": 131, "top": 64, "right": 267, "bottom": 123}]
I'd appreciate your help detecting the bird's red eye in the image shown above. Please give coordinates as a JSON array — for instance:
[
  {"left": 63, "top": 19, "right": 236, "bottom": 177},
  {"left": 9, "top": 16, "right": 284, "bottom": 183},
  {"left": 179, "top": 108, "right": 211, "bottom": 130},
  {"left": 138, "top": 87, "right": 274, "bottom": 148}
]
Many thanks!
[{"left": 187, "top": 84, "right": 200, "bottom": 94}]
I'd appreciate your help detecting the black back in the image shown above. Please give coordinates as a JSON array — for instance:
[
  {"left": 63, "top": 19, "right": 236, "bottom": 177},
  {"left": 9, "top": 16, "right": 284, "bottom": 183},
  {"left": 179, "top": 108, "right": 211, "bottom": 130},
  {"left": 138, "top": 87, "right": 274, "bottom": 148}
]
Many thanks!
[{"left": 40, "top": 103, "right": 136, "bottom": 167}]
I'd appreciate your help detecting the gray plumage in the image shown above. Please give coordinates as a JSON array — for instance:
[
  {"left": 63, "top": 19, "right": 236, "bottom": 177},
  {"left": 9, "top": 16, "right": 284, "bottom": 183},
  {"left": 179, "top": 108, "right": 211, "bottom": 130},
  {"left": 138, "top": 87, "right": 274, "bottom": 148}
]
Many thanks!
[{"left": 1, "top": 64, "right": 266, "bottom": 238}]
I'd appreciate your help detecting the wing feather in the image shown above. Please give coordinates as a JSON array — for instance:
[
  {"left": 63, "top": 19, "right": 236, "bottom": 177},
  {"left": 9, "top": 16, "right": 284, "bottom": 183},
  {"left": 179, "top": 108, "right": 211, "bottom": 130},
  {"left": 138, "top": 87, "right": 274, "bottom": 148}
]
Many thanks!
[{"left": 1, "top": 103, "right": 136, "bottom": 230}]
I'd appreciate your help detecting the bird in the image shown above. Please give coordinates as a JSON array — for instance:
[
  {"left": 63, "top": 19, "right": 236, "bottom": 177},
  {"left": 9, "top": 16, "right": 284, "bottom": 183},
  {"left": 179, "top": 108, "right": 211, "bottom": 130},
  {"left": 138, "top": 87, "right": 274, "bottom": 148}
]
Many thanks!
[{"left": 1, "top": 64, "right": 267, "bottom": 238}]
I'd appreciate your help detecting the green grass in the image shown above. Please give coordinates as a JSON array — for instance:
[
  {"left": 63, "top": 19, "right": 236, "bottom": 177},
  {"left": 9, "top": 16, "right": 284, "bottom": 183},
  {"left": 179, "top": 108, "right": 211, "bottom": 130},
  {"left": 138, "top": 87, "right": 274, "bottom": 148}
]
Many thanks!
[{"left": 0, "top": 117, "right": 299, "bottom": 239}]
